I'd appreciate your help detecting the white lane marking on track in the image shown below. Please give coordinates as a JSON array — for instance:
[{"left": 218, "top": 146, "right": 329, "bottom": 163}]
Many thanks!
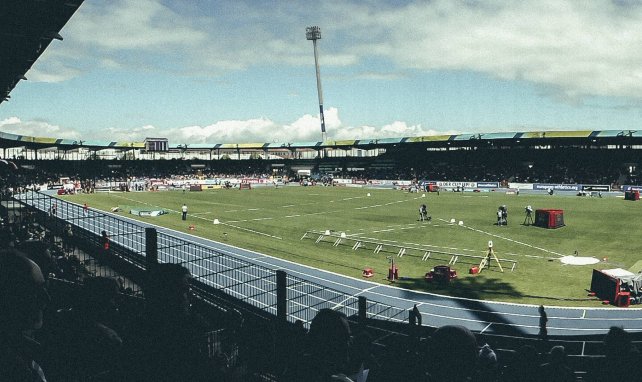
[{"left": 332, "top": 286, "right": 378, "bottom": 310}]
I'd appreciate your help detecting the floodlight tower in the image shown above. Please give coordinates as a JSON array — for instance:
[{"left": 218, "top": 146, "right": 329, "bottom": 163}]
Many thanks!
[{"left": 306, "top": 26, "right": 326, "bottom": 142}]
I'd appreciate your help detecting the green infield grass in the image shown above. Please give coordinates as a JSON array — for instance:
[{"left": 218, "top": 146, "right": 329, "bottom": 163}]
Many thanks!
[{"left": 62, "top": 187, "right": 642, "bottom": 307}]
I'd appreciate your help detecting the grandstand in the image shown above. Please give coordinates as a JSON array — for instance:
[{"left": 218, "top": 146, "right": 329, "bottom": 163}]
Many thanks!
[{"left": 3, "top": 2, "right": 642, "bottom": 381}]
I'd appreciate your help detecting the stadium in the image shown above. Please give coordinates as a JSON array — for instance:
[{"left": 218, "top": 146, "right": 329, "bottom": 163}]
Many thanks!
[{"left": 2, "top": 1, "right": 642, "bottom": 381}]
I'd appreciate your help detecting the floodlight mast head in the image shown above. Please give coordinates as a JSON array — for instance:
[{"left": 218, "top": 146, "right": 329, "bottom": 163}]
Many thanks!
[
  {"left": 305, "top": 26, "right": 326, "bottom": 142},
  {"left": 306, "top": 26, "right": 321, "bottom": 40}
]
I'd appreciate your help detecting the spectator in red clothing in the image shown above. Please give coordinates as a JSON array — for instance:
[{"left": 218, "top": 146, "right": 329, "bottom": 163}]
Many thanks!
[{"left": 101, "top": 230, "right": 110, "bottom": 252}]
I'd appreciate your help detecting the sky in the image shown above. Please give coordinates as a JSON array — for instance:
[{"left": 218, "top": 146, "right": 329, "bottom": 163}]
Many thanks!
[{"left": 2, "top": 0, "right": 642, "bottom": 144}]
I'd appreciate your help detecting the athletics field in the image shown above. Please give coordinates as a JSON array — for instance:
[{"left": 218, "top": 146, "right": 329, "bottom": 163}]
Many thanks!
[{"left": 63, "top": 186, "right": 642, "bottom": 306}]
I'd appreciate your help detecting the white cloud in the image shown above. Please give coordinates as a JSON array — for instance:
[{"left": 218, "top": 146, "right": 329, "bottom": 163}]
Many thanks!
[
  {"left": 1, "top": 107, "right": 461, "bottom": 144},
  {"left": 0, "top": 117, "right": 81, "bottom": 139},
  {"left": 98, "top": 125, "right": 160, "bottom": 142},
  {"left": 341, "top": 0, "right": 642, "bottom": 100},
  {"left": 69, "top": 0, "right": 207, "bottom": 51},
  {"left": 28, "top": 62, "right": 83, "bottom": 83},
  {"left": 168, "top": 118, "right": 277, "bottom": 144},
  {"left": 106, "top": 107, "right": 458, "bottom": 143},
  {"left": 34, "top": 0, "right": 642, "bottom": 101}
]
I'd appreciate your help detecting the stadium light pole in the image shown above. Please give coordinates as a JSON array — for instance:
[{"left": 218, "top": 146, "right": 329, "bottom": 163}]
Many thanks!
[{"left": 306, "top": 26, "right": 326, "bottom": 143}]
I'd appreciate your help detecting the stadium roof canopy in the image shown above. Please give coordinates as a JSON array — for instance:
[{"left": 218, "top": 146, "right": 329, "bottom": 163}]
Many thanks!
[
  {"left": 0, "top": 0, "right": 84, "bottom": 105},
  {"left": 1, "top": 129, "right": 642, "bottom": 153}
]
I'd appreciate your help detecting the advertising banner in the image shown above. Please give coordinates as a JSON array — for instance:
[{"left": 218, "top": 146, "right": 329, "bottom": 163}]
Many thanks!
[
  {"left": 436, "top": 181, "right": 477, "bottom": 189},
  {"left": 508, "top": 183, "right": 535, "bottom": 190},
  {"left": 581, "top": 185, "right": 610, "bottom": 192},
  {"left": 476, "top": 182, "right": 500, "bottom": 188},
  {"left": 533, "top": 184, "right": 579, "bottom": 191},
  {"left": 623, "top": 185, "right": 642, "bottom": 192}
]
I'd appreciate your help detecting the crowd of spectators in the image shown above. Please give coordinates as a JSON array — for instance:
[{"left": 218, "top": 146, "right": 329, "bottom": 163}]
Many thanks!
[
  {"left": 0, "top": 208, "right": 91, "bottom": 286},
  {"left": 2, "top": 145, "right": 642, "bottom": 193}
]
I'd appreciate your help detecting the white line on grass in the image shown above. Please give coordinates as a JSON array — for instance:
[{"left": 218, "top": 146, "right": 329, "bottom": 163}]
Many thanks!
[
  {"left": 219, "top": 222, "right": 282, "bottom": 240},
  {"left": 437, "top": 218, "right": 565, "bottom": 258},
  {"left": 108, "top": 194, "right": 282, "bottom": 240}
]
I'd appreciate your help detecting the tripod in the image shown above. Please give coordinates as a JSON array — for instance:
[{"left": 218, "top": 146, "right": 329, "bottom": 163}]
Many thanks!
[
  {"left": 479, "top": 246, "right": 504, "bottom": 273},
  {"left": 523, "top": 211, "right": 533, "bottom": 225}
]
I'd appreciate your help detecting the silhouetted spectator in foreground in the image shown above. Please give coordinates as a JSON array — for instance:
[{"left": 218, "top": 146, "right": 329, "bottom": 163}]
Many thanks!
[
  {"left": 63, "top": 223, "right": 74, "bottom": 253},
  {"left": 120, "top": 263, "right": 221, "bottom": 381},
  {"left": 588, "top": 326, "right": 641, "bottom": 382},
  {"left": 0, "top": 249, "right": 51, "bottom": 381},
  {"left": 538, "top": 345, "right": 575, "bottom": 382},
  {"left": 473, "top": 343, "right": 499, "bottom": 382},
  {"left": 41, "top": 277, "right": 122, "bottom": 381},
  {"left": 426, "top": 325, "right": 478, "bottom": 382},
  {"left": 501, "top": 344, "right": 540, "bottom": 382},
  {"left": 288, "top": 308, "right": 356, "bottom": 381}
]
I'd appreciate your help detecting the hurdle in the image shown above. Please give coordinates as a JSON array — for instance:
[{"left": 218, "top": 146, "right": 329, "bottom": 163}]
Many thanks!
[{"left": 301, "top": 230, "right": 518, "bottom": 271}]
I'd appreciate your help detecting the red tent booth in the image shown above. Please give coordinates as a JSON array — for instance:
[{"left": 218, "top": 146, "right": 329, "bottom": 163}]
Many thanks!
[{"left": 534, "top": 209, "right": 565, "bottom": 229}]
